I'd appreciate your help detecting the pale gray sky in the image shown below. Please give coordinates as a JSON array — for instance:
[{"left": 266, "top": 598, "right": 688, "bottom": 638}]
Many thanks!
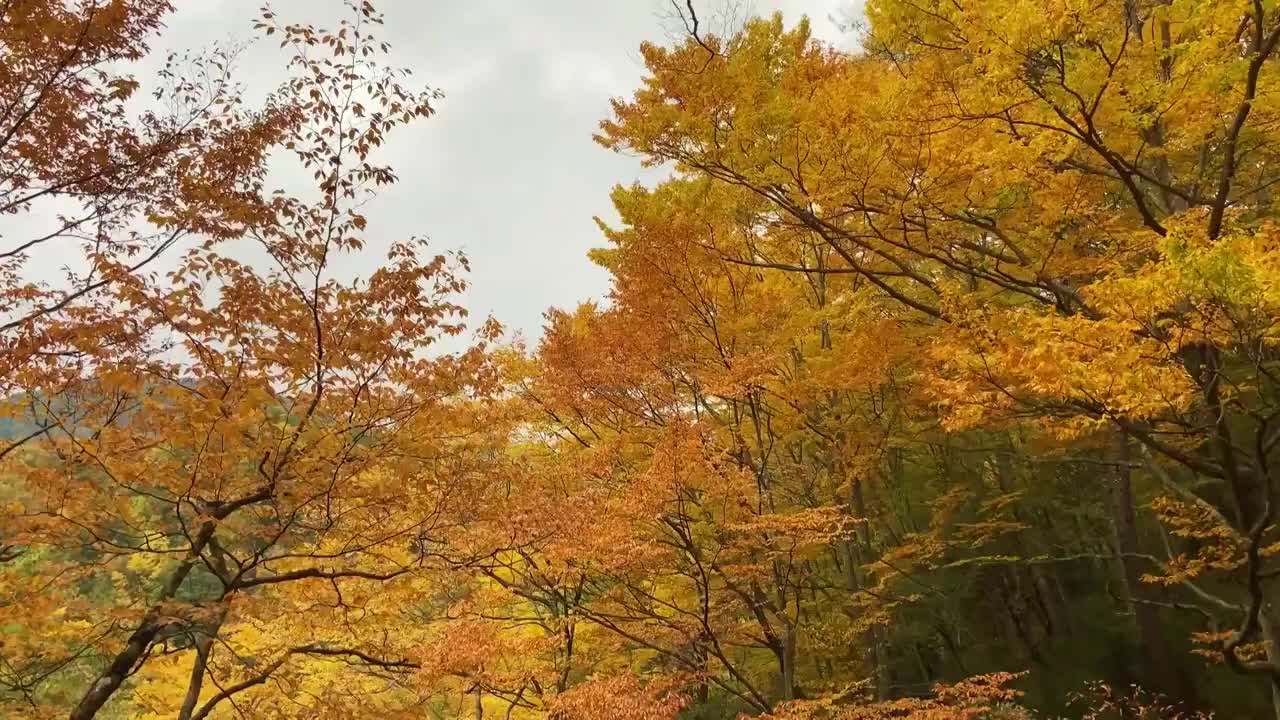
[{"left": 159, "top": 1, "right": 863, "bottom": 343}]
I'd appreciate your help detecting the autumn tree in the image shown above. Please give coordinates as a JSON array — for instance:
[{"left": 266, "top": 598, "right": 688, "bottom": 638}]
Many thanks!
[
  {"left": 584, "top": 0, "right": 1280, "bottom": 716},
  {"left": 0, "top": 2, "right": 505, "bottom": 718}
]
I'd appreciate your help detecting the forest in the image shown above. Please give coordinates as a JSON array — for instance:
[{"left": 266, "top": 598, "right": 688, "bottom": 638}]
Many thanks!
[{"left": 2, "top": 0, "right": 1280, "bottom": 717}]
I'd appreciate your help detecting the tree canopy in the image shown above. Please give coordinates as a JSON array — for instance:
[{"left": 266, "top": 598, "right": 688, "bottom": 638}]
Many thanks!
[{"left": 5, "top": 0, "right": 1280, "bottom": 718}]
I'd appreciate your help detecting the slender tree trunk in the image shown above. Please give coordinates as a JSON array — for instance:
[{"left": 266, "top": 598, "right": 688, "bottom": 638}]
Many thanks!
[
  {"left": 863, "top": 461, "right": 891, "bottom": 699},
  {"left": 1258, "top": 604, "right": 1280, "bottom": 720},
  {"left": 70, "top": 520, "right": 221, "bottom": 720},
  {"left": 1109, "top": 433, "right": 1182, "bottom": 701},
  {"left": 176, "top": 607, "right": 228, "bottom": 720},
  {"left": 780, "top": 619, "right": 797, "bottom": 702},
  {"left": 176, "top": 637, "right": 214, "bottom": 720},
  {"left": 993, "top": 448, "right": 1069, "bottom": 640}
]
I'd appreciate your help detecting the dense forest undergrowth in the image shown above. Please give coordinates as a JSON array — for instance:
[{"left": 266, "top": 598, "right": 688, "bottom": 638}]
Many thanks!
[{"left": 3, "top": 0, "right": 1280, "bottom": 717}]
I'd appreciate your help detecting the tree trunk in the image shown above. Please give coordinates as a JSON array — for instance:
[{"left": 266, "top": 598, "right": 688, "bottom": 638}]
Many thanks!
[
  {"left": 1109, "top": 433, "right": 1182, "bottom": 701},
  {"left": 993, "top": 448, "right": 1070, "bottom": 640},
  {"left": 70, "top": 519, "right": 221, "bottom": 720},
  {"left": 176, "top": 606, "right": 228, "bottom": 720},
  {"left": 780, "top": 620, "right": 797, "bottom": 701},
  {"left": 863, "top": 460, "right": 891, "bottom": 699}
]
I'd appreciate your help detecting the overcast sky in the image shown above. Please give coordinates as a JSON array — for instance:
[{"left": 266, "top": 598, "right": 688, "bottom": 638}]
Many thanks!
[{"left": 157, "top": 1, "right": 863, "bottom": 345}]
